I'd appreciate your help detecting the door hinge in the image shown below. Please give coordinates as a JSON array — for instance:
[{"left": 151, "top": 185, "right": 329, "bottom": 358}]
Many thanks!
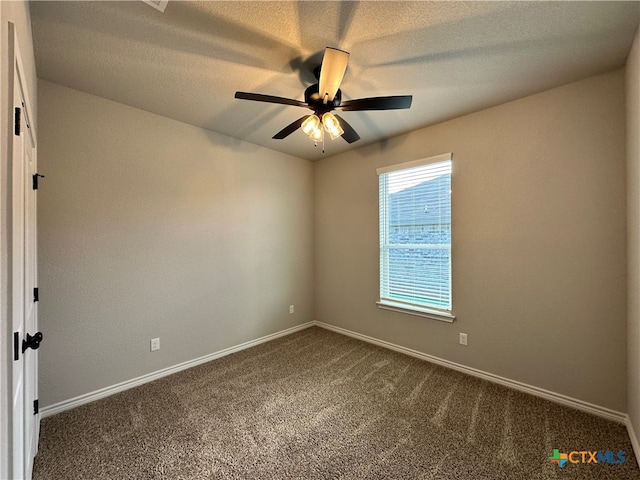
[
  {"left": 33, "top": 399, "right": 39, "bottom": 415},
  {"left": 13, "top": 332, "right": 19, "bottom": 361},
  {"left": 34, "top": 287, "right": 39, "bottom": 302},
  {"left": 32, "top": 173, "right": 44, "bottom": 190},
  {"left": 14, "top": 107, "right": 21, "bottom": 136}
]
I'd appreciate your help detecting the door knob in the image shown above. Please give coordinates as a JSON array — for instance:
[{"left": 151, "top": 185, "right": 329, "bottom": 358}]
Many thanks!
[{"left": 22, "top": 332, "right": 43, "bottom": 354}]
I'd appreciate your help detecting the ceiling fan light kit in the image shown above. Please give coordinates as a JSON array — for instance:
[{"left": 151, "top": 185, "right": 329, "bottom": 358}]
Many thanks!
[
  {"left": 234, "top": 47, "right": 413, "bottom": 153},
  {"left": 301, "top": 112, "right": 344, "bottom": 142}
]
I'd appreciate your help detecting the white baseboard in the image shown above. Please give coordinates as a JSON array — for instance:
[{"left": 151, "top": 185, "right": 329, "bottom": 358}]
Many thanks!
[
  {"left": 42, "top": 319, "right": 627, "bottom": 428},
  {"left": 314, "top": 321, "right": 627, "bottom": 424},
  {"left": 39, "top": 319, "right": 639, "bottom": 468},
  {"left": 626, "top": 415, "right": 640, "bottom": 469},
  {"left": 40, "top": 322, "right": 315, "bottom": 418}
]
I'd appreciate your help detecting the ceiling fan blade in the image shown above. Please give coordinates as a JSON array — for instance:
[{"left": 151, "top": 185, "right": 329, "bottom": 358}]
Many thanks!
[
  {"left": 235, "top": 91, "right": 308, "bottom": 108},
  {"left": 336, "top": 95, "right": 413, "bottom": 111},
  {"left": 334, "top": 114, "right": 360, "bottom": 144},
  {"left": 272, "top": 116, "right": 309, "bottom": 139},
  {"left": 318, "top": 47, "right": 349, "bottom": 103}
]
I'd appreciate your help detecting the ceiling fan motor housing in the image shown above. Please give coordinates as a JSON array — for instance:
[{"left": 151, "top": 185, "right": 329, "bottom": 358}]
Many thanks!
[{"left": 304, "top": 84, "right": 342, "bottom": 114}]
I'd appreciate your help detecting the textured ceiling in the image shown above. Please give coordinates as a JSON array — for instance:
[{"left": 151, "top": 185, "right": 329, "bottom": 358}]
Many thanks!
[{"left": 30, "top": 1, "right": 640, "bottom": 161}]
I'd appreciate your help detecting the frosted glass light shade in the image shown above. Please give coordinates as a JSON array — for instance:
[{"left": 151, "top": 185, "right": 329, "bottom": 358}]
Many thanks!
[
  {"left": 301, "top": 115, "right": 321, "bottom": 136},
  {"left": 322, "top": 112, "right": 344, "bottom": 140}
]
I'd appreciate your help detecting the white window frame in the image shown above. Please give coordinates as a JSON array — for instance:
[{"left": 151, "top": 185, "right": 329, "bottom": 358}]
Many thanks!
[{"left": 376, "top": 153, "right": 455, "bottom": 323}]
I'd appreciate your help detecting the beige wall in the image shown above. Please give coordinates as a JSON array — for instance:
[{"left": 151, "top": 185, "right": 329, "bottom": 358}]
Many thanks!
[
  {"left": 315, "top": 70, "right": 627, "bottom": 411},
  {"left": 0, "top": 1, "right": 37, "bottom": 477},
  {"left": 33, "top": 41, "right": 634, "bottom": 424},
  {"left": 37, "top": 81, "right": 314, "bottom": 407},
  {"left": 627, "top": 25, "right": 640, "bottom": 447}
]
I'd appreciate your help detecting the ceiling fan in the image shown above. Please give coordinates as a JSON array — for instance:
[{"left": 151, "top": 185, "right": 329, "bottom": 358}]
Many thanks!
[{"left": 234, "top": 47, "right": 413, "bottom": 148}]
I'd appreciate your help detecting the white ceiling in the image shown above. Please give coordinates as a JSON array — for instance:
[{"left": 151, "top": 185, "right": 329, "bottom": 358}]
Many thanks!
[{"left": 30, "top": 1, "right": 640, "bottom": 161}]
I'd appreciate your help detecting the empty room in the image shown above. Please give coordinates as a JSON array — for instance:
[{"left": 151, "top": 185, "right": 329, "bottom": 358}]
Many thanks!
[{"left": 2, "top": 1, "right": 640, "bottom": 478}]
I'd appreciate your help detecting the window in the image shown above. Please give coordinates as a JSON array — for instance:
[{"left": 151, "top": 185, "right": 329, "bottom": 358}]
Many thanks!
[{"left": 377, "top": 153, "right": 454, "bottom": 322}]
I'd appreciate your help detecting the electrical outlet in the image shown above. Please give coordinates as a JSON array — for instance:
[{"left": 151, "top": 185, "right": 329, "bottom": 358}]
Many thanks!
[
  {"left": 459, "top": 333, "right": 468, "bottom": 346},
  {"left": 151, "top": 338, "right": 160, "bottom": 351},
  {"left": 289, "top": 305, "right": 295, "bottom": 314}
]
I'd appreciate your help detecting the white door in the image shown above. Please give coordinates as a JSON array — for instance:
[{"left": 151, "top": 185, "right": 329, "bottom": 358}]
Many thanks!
[
  {"left": 9, "top": 22, "right": 40, "bottom": 480},
  {"left": 10, "top": 72, "right": 27, "bottom": 479},
  {"left": 22, "top": 96, "right": 39, "bottom": 477}
]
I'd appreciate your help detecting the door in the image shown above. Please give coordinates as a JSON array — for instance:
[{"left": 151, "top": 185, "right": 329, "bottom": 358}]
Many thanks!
[
  {"left": 22, "top": 94, "right": 39, "bottom": 477},
  {"left": 9, "top": 22, "right": 40, "bottom": 479}
]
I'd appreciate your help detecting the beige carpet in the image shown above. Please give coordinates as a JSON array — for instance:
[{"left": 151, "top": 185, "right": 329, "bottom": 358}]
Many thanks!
[{"left": 33, "top": 326, "right": 639, "bottom": 479}]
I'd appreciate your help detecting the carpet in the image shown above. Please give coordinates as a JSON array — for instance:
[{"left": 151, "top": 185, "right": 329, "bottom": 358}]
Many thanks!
[{"left": 33, "top": 326, "right": 640, "bottom": 479}]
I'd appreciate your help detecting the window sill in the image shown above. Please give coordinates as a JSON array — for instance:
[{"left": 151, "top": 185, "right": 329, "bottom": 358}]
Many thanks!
[{"left": 376, "top": 300, "right": 456, "bottom": 323}]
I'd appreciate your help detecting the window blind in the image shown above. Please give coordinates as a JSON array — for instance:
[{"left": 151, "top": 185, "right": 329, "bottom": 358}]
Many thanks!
[{"left": 378, "top": 153, "right": 452, "bottom": 315}]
